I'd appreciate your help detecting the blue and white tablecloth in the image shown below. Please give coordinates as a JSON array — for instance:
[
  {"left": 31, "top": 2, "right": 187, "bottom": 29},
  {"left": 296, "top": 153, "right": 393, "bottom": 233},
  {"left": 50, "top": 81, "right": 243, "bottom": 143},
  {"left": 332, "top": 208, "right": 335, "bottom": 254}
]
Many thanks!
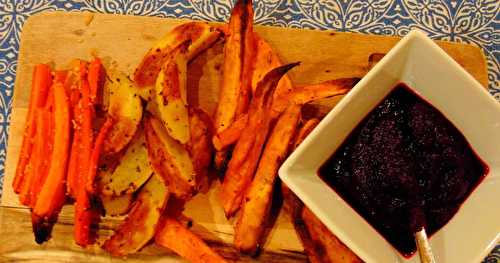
[{"left": 0, "top": 1, "right": 498, "bottom": 261}]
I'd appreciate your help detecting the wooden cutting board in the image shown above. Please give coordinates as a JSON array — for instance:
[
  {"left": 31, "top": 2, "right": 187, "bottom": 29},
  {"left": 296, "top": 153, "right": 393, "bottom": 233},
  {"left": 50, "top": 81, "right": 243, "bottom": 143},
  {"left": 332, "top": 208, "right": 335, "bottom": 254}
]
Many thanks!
[{"left": 0, "top": 12, "right": 488, "bottom": 262}]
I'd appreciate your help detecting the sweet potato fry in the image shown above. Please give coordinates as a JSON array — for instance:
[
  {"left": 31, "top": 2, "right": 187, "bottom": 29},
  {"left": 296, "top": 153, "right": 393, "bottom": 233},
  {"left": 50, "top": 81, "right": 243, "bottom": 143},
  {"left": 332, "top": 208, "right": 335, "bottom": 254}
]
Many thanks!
[
  {"left": 234, "top": 104, "right": 301, "bottom": 254},
  {"left": 155, "top": 217, "right": 228, "bottom": 263},
  {"left": 134, "top": 22, "right": 222, "bottom": 87},
  {"left": 103, "top": 174, "right": 169, "bottom": 256},
  {"left": 251, "top": 34, "right": 293, "bottom": 97},
  {"left": 104, "top": 73, "right": 143, "bottom": 154},
  {"left": 32, "top": 82, "right": 70, "bottom": 243},
  {"left": 368, "top": 53, "right": 385, "bottom": 70},
  {"left": 221, "top": 62, "right": 299, "bottom": 218},
  {"left": 155, "top": 43, "right": 190, "bottom": 144},
  {"left": 273, "top": 78, "right": 358, "bottom": 115},
  {"left": 14, "top": 64, "right": 52, "bottom": 193},
  {"left": 98, "top": 129, "right": 153, "bottom": 196},
  {"left": 281, "top": 119, "right": 320, "bottom": 262},
  {"left": 281, "top": 118, "right": 320, "bottom": 215},
  {"left": 283, "top": 119, "right": 361, "bottom": 263},
  {"left": 213, "top": 0, "right": 254, "bottom": 170},
  {"left": 187, "top": 107, "right": 214, "bottom": 191},
  {"left": 293, "top": 118, "right": 320, "bottom": 149},
  {"left": 212, "top": 113, "right": 248, "bottom": 151},
  {"left": 236, "top": 0, "right": 255, "bottom": 116},
  {"left": 145, "top": 115, "right": 195, "bottom": 200},
  {"left": 216, "top": 0, "right": 250, "bottom": 130},
  {"left": 301, "top": 207, "right": 362, "bottom": 263}
]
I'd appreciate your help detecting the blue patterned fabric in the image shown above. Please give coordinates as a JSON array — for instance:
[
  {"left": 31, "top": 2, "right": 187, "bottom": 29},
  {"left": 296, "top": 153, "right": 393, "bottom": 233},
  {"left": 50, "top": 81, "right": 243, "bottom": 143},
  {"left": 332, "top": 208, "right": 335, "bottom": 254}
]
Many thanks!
[{"left": 0, "top": 1, "right": 498, "bottom": 261}]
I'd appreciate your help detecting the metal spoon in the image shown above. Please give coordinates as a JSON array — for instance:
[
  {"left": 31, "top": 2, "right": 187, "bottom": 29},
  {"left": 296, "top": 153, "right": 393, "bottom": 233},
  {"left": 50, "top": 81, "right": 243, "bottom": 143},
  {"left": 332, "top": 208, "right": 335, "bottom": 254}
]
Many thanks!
[{"left": 415, "top": 227, "right": 436, "bottom": 263}]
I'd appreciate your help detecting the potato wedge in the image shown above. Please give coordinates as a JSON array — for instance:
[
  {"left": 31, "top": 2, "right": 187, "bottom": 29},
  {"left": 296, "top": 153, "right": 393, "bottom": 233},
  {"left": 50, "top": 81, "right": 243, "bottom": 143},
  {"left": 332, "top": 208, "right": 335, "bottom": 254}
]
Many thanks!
[
  {"left": 221, "top": 63, "right": 299, "bottom": 218},
  {"left": 301, "top": 207, "right": 362, "bottom": 263},
  {"left": 155, "top": 217, "right": 228, "bottom": 263},
  {"left": 187, "top": 107, "right": 213, "bottom": 191},
  {"left": 155, "top": 44, "right": 190, "bottom": 144},
  {"left": 102, "top": 174, "right": 169, "bottom": 256},
  {"left": 145, "top": 115, "right": 195, "bottom": 200},
  {"left": 134, "top": 22, "right": 222, "bottom": 88},
  {"left": 98, "top": 129, "right": 153, "bottom": 196},
  {"left": 234, "top": 104, "right": 301, "bottom": 254},
  {"left": 101, "top": 193, "right": 134, "bottom": 217},
  {"left": 104, "top": 73, "right": 143, "bottom": 154}
]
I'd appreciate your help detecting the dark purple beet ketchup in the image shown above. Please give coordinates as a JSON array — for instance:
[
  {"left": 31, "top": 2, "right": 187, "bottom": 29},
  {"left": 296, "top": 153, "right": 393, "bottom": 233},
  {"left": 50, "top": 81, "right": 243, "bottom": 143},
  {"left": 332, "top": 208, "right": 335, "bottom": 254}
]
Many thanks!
[{"left": 318, "top": 84, "right": 488, "bottom": 257}]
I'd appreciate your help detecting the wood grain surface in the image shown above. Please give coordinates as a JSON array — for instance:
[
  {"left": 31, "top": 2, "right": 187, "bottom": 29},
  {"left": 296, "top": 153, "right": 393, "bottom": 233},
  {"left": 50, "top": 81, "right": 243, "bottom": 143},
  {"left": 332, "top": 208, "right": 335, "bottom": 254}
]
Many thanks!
[{"left": 0, "top": 11, "right": 488, "bottom": 262}]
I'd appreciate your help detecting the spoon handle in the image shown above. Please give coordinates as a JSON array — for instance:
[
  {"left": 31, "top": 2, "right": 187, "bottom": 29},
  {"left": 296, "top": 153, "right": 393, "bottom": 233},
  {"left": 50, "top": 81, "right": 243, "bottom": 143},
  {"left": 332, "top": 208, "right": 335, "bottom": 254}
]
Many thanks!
[{"left": 415, "top": 228, "right": 436, "bottom": 263}]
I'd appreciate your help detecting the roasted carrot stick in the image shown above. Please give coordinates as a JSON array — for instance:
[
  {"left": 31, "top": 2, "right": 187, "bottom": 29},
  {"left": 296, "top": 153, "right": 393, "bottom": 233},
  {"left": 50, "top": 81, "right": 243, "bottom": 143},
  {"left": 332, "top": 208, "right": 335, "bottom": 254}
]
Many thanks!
[
  {"left": 13, "top": 64, "right": 52, "bottom": 193},
  {"left": 32, "top": 82, "right": 70, "bottom": 215},
  {"left": 88, "top": 57, "right": 103, "bottom": 103},
  {"left": 54, "top": 70, "right": 68, "bottom": 84},
  {"left": 87, "top": 117, "right": 113, "bottom": 194},
  {"left": 66, "top": 102, "right": 82, "bottom": 199},
  {"left": 74, "top": 117, "right": 112, "bottom": 246},
  {"left": 155, "top": 217, "right": 228, "bottom": 263},
  {"left": 66, "top": 62, "right": 88, "bottom": 198},
  {"left": 18, "top": 116, "right": 38, "bottom": 206},
  {"left": 73, "top": 74, "right": 110, "bottom": 246},
  {"left": 32, "top": 82, "right": 70, "bottom": 243},
  {"left": 28, "top": 108, "right": 52, "bottom": 207},
  {"left": 74, "top": 182, "right": 96, "bottom": 246}
]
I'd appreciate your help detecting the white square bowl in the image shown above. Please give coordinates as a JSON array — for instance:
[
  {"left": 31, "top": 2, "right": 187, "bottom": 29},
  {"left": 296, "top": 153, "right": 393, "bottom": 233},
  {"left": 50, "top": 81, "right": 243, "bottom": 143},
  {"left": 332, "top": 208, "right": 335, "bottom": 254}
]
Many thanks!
[{"left": 279, "top": 30, "right": 500, "bottom": 263}]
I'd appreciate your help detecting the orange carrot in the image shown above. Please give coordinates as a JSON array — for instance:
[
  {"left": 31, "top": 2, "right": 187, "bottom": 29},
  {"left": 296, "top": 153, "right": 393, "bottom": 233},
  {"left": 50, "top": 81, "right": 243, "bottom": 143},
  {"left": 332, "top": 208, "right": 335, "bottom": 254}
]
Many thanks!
[
  {"left": 28, "top": 108, "right": 52, "bottom": 207},
  {"left": 18, "top": 115, "right": 38, "bottom": 206},
  {"left": 33, "top": 82, "right": 70, "bottom": 216},
  {"left": 13, "top": 64, "right": 52, "bottom": 193},
  {"left": 88, "top": 57, "right": 103, "bottom": 103},
  {"left": 73, "top": 75, "right": 95, "bottom": 246},
  {"left": 86, "top": 117, "right": 113, "bottom": 194},
  {"left": 74, "top": 181, "right": 96, "bottom": 246},
  {"left": 54, "top": 70, "right": 68, "bottom": 84},
  {"left": 66, "top": 102, "right": 81, "bottom": 199},
  {"left": 74, "top": 117, "right": 112, "bottom": 246}
]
